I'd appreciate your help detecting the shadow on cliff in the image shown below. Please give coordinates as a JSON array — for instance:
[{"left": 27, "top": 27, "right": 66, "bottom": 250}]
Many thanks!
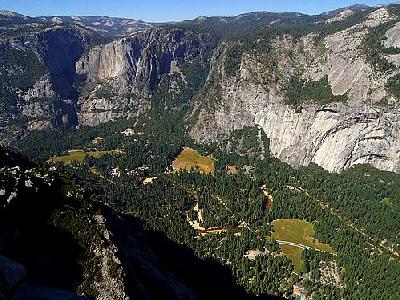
[
  {"left": 0, "top": 148, "right": 284, "bottom": 299},
  {"left": 106, "top": 211, "right": 284, "bottom": 300},
  {"left": 0, "top": 174, "right": 85, "bottom": 292}
]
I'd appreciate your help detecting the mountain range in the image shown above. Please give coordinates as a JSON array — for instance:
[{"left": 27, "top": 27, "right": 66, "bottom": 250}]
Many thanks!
[
  {"left": 1, "top": 4, "right": 400, "bottom": 300},
  {"left": 2, "top": 4, "right": 400, "bottom": 173}
]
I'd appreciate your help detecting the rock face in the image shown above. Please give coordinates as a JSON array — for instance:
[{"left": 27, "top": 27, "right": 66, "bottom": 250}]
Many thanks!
[
  {"left": 255, "top": 105, "right": 400, "bottom": 173},
  {"left": 0, "top": 20, "right": 211, "bottom": 141},
  {"left": 3, "top": 7, "right": 400, "bottom": 174},
  {"left": 384, "top": 21, "right": 400, "bottom": 47},
  {"left": 76, "top": 28, "right": 211, "bottom": 126},
  {"left": 0, "top": 149, "right": 131, "bottom": 299},
  {"left": 190, "top": 7, "right": 400, "bottom": 173},
  {"left": 318, "top": 23, "right": 386, "bottom": 104},
  {"left": 0, "top": 25, "right": 90, "bottom": 145}
]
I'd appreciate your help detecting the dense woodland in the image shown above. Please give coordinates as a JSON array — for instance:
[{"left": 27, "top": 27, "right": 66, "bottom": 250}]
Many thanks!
[
  {"left": 284, "top": 75, "right": 348, "bottom": 108},
  {"left": 13, "top": 109, "right": 400, "bottom": 299}
]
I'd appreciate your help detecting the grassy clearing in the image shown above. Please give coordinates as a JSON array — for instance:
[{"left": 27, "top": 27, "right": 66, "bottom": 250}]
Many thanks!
[
  {"left": 172, "top": 147, "right": 215, "bottom": 174},
  {"left": 90, "top": 166, "right": 101, "bottom": 176},
  {"left": 380, "top": 197, "right": 394, "bottom": 207},
  {"left": 280, "top": 244, "right": 303, "bottom": 273},
  {"left": 91, "top": 137, "right": 104, "bottom": 145},
  {"left": 271, "top": 219, "right": 333, "bottom": 252},
  {"left": 226, "top": 165, "right": 239, "bottom": 174},
  {"left": 271, "top": 219, "right": 333, "bottom": 272},
  {"left": 48, "top": 149, "right": 123, "bottom": 164}
]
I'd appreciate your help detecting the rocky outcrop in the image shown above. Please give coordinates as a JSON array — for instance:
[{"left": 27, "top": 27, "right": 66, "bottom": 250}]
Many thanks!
[
  {"left": 190, "top": 8, "right": 400, "bottom": 173},
  {"left": 0, "top": 25, "right": 90, "bottom": 146},
  {"left": 0, "top": 147, "right": 204, "bottom": 300},
  {"left": 0, "top": 150, "right": 130, "bottom": 299},
  {"left": 384, "top": 21, "right": 400, "bottom": 47},
  {"left": 21, "top": 75, "right": 56, "bottom": 101},
  {"left": 255, "top": 104, "right": 400, "bottom": 173},
  {"left": 76, "top": 28, "right": 211, "bottom": 125},
  {"left": 318, "top": 26, "right": 387, "bottom": 104},
  {"left": 78, "top": 97, "right": 141, "bottom": 127},
  {"left": 3, "top": 7, "right": 400, "bottom": 174},
  {"left": 76, "top": 39, "right": 137, "bottom": 89}
]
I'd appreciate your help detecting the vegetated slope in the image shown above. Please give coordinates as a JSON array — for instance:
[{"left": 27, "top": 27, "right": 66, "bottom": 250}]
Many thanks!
[
  {"left": 13, "top": 114, "right": 400, "bottom": 299},
  {"left": 3, "top": 4, "right": 400, "bottom": 300},
  {"left": 0, "top": 147, "right": 286, "bottom": 300},
  {"left": 170, "top": 11, "right": 320, "bottom": 40}
]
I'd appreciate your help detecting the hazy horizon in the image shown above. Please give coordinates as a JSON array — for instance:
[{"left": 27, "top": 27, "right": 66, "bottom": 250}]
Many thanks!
[{"left": 1, "top": 0, "right": 399, "bottom": 23}]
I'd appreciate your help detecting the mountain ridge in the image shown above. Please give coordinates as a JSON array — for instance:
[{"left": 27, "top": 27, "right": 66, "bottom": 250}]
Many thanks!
[
  {"left": 1, "top": 4, "right": 400, "bottom": 299},
  {"left": 0, "top": 3, "right": 374, "bottom": 22},
  {"left": 1, "top": 4, "right": 400, "bottom": 174}
]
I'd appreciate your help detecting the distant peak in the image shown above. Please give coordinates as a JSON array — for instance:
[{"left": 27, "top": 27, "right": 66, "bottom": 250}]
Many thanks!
[
  {"left": 322, "top": 3, "right": 371, "bottom": 17},
  {"left": 0, "top": 10, "right": 24, "bottom": 17},
  {"left": 348, "top": 4, "right": 370, "bottom": 10}
]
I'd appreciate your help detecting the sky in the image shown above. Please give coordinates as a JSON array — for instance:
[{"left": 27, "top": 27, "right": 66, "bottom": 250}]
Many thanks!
[{"left": 0, "top": 0, "right": 399, "bottom": 22}]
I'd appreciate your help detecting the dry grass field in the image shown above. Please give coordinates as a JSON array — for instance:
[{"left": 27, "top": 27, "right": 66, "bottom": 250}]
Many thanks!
[
  {"left": 48, "top": 149, "right": 122, "bottom": 164},
  {"left": 271, "top": 219, "right": 334, "bottom": 272},
  {"left": 172, "top": 147, "right": 215, "bottom": 174}
]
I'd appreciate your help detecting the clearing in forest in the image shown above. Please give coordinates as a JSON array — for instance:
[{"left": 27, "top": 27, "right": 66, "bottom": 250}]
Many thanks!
[
  {"left": 91, "top": 137, "right": 104, "bottom": 145},
  {"left": 226, "top": 165, "right": 239, "bottom": 174},
  {"left": 172, "top": 147, "right": 215, "bottom": 174},
  {"left": 48, "top": 149, "right": 123, "bottom": 164},
  {"left": 279, "top": 244, "right": 304, "bottom": 272},
  {"left": 271, "top": 219, "right": 334, "bottom": 272},
  {"left": 143, "top": 177, "right": 158, "bottom": 185}
]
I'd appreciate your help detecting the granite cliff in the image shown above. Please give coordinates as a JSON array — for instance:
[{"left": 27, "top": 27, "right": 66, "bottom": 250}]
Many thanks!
[
  {"left": 2, "top": 6, "right": 400, "bottom": 173},
  {"left": 76, "top": 28, "right": 211, "bottom": 126},
  {"left": 190, "top": 6, "right": 400, "bottom": 173},
  {"left": 0, "top": 23, "right": 92, "bottom": 145}
]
